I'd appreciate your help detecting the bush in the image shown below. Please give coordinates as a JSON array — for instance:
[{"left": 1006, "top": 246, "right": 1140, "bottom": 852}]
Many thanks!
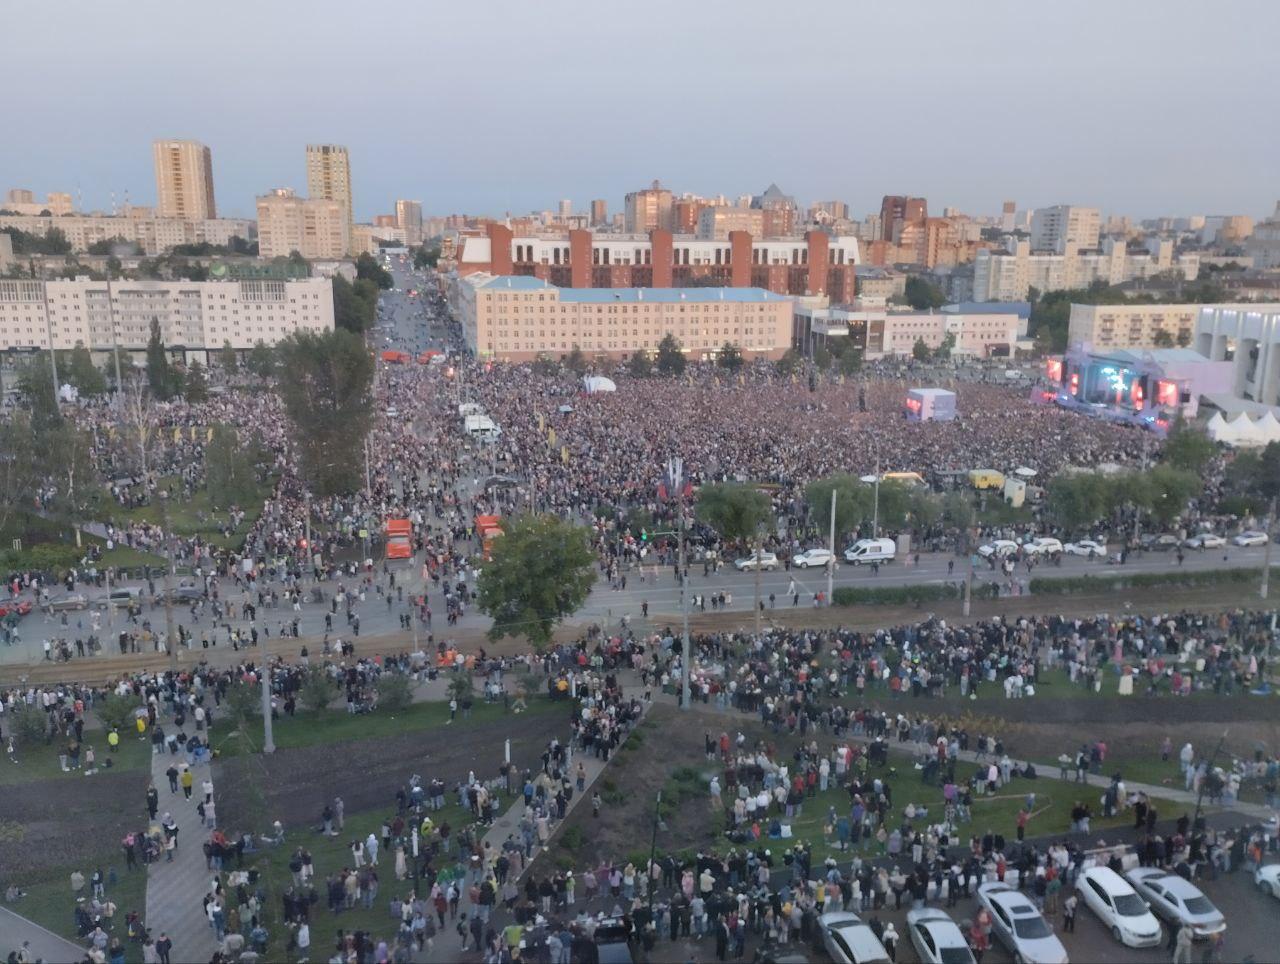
[
  {"left": 1028, "top": 568, "right": 1259, "bottom": 596},
  {"left": 10, "top": 706, "right": 49, "bottom": 748},
  {"left": 97, "top": 693, "right": 141, "bottom": 734},
  {"left": 561, "top": 826, "right": 585, "bottom": 852},
  {"left": 0, "top": 543, "right": 82, "bottom": 577},
  {"left": 831, "top": 582, "right": 994, "bottom": 607},
  {"left": 222, "top": 681, "right": 260, "bottom": 728},
  {"left": 298, "top": 665, "right": 339, "bottom": 713},
  {"left": 377, "top": 672, "right": 414, "bottom": 713}
]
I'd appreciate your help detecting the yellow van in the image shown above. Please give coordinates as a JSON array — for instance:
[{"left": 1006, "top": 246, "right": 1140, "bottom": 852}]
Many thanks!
[{"left": 968, "top": 469, "right": 1006, "bottom": 490}]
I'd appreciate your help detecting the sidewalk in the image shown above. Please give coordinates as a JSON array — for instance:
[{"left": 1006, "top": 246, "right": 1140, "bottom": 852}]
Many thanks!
[
  {"left": 143, "top": 744, "right": 218, "bottom": 962},
  {"left": 0, "top": 906, "right": 85, "bottom": 963}
]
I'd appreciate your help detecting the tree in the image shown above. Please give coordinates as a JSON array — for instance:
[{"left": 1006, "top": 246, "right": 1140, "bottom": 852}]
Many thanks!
[
  {"left": 1143, "top": 465, "right": 1203, "bottom": 527},
  {"left": 355, "top": 252, "right": 393, "bottom": 289},
  {"left": 63, "top": 343, "right": 107, "bottom": 396},
  {"left": 414, "top": 245, "right": 440, "bottom": 270},
  {"left": 564, "top": 346, "right": 588, "bottom": 374},
  {"left": 299, "top": 665, "right": 340, "bottom": 713},
  {"left": 1175, "top": 329, "right": 1192, "bottom": 348},
  {"left": 628, "top": 351, "right": 652, "bottom": 378},
  {"left": 332, "top": 275, "right": 376, "bottom": 334},
  {"left": 911, "top": 338, "right": 931, "bottom": 362},
  {"left": 98, "top": 693, "right": 141, "bottom": 735},
  {"left": 275, "top": 329, "right": 375, "bottom": 496},
  {"left": 806, "top": 475, "right": 872, "bottom": 541},
  {"left": 377, "top": 672, "right": 415, "bottom": 712},
  {"left": 934, "top": 331, "right": 956, "bottom": 361},
  {"left": 221, "top": 681, "right": 260, "bottom": 730},
  {"left": 246, "top": 341, "right": 276, "bottom": 379},
  {"left": 717, "top": 342, "right": 744, "bottom": 372},
  {"left": 145, "top": 318, "right": 181, "bottom": 400},
  {"left": 0, "top": 415, "right": 38, "bottom": 531},
  {"left": 531, "top": 353, "right": 560, "bottom": 376},
  {"left": 812, "top": 344, "right": 833, "bottom": 371},
  {"left": 1152, "top": 329, "right": 1175, "bottom": 348},
  {"left": 219, "top": 341, "right": 239, "bottom": 373},
  {"left": 16, "top": 359, "right": 61, "bottom": 429},
  {"left": 655, "top": 334, "right": 686, "bottom": 376},
  {"left": 697, "top": 483, "right": 773, "bottom": 622},
  {"left": 9, "top": 705, "right": 48, "bottom": 748},
  {"left": 40, "top": 423, "right": 98, "bottom": 545},
  {"left": 87, "top": 236, "right": 138, "bottom": 257},
  {"left": 1226, "top": 441, "right": 1280, "bottom": 503},
  {"left": 905, "top": 276, "right": 947, "bottom": 310},
  {"left": 775, "top": 348, "right": 801, "bottom": 377},
  {"left": 1046, "top": 472, "right": 1114, "bottom": 533},
  {"left": 447, "top": 672, "right": 474, "bottom": 704},
  {"left": 1162, "top": 420, "right": 1217, "bottom": 474},
  {"left": 184, "top": 360, "right": 208, "bottom": 403},
  {"left": 476, "top": 514, "right": 597, "bottom": 649},
  {"left": 205, "top": 424, "right": 259, "bottom": 509},
  {"left": 839, "top": 348, "right": 864, "bottom": 376}
]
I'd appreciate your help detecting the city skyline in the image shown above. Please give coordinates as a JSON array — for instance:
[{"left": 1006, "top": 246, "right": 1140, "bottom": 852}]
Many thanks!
[{"left": 4, "top": 0, "right": 1279, "bottom": 222}]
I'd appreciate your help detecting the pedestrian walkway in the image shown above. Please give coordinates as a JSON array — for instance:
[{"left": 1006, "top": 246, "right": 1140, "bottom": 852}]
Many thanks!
[
  {"left": 144, "top": 745, "right": 218, "bottom": 962},
  {"left": 0, "top": 905, "right": 86, "bottom": 963}
]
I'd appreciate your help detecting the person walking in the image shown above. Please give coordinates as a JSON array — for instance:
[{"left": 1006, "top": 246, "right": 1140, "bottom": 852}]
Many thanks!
[
  {"left": 1062, "top": 893, "right": 1077, "bottom": 933},
  {"left": 180, "top": 766, "right": 193, "bottom": 800},
  {"left": 155, "top": 932, "right": 172, "bottom": 964},
  {"left": 1173, "top": 923, "right": 1194, "bottom": 964},
  {"left": 882, "top": 922, "right": 899, "bottom": 962}
]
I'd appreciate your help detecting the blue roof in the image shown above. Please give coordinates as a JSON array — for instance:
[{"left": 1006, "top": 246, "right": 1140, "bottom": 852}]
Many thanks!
[{"left": 479, "top": 276, "right": 785, "bottom": 303}]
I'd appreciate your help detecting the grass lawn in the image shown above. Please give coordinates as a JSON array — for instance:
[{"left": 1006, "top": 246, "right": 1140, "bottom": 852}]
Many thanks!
[
  {"left": 15, "top": 855, "right": 149, "bottom": 964},
  {"left": 98, "top": 545, "right": 167, "bottom": 569},
  {"left": 212, "top": 694, "right": 561, "bottom": 758},
  {"left": 102, "top": 474, "right": 271, "bottom": 550},
  {"left": 235, "top": 798, "right": 481, "bottom": 961},
  {"left": 0, "top": 729, "right": 150, "bottom": 787}
]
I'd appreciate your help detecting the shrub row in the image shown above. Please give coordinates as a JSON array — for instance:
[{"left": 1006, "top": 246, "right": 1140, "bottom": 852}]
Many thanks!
[
  {"left": 1028, "top": 567, "right": 1262, "bottom": 596},
  {"left": 832, "top": 582, "right": 998, "bottom": 607}
]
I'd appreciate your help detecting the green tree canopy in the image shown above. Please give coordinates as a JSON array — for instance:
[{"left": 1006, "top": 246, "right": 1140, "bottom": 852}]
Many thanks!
[
  {"left": 695, "top": 483, "right": 772, "bottom": 546},
  {"left": 564, "top": 346, "right": 588, "bottom": 373},
  {"left": 806, "top": 475, "right": 872, "bottom": 540},
  {"left": 1143, "top": 465, "right": 1203, "bottom": 526},
  {"left": 839, "top": 348, "right": 864, "bottom": 376},
  {"left": 812, "top": 344, "right": 833, "bottom": 371},
  {"left": 355, "top": 252, "right": 393, "bottom": 289},
  {"left": 905, "top": 275, "right": 947, "bottom": 310},
  {"left": 62, "top": 343, "right": 107, "bottom": 397},
  {"left": 0, "top": 415, "right": 38, "bottom": 530},
  {"left": 717, "top": 342, "right": 744, "bottom": 372},
  {"left": 275, "top": 329, "right": 375, "bottom": 496},
  {"left": 16, "top": 359, "right": 61, "bottom": 429},
  {"left": 655, "top": 334, "right": 686, "bottom": 376},
  {"left": 145, "top": 318, "right": 182, "bottom": 400},
  {"left": 246, "top": 340, "right": 276, "bottom": 379},
  {"left": 205, "top": 424, "right": 260, "bottom": 509},
  {"left": 775, "top": 348, "right": 801, "bottom": 377},
  {"left": 219, "top": 341, "right": 239, "bottom": 373},
  {"left": 476, "top": 514, "right": 597, "bottom": 649},
  {"left": 414, "top": 245, "right": 440, "bottom": 270},
  {"left": 333, "top": 275, "right": 377, "bottom": 334},
  {"left": 184, "top": 360, "right": 208, "bottom": 403},
  {"left": 911, "top": 338, "right": 931, "bottom": 362},
  {"left": 628, "top": 351, "right": 652, "bottom": 378},
  {"left": 1161, "top": 420, "right": 1217, "bottom": 475}
]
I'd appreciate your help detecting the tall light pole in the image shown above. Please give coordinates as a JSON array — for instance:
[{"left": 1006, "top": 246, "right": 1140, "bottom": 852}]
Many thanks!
[
  {"left": 158, "top": 491, "right": 178, "bottom": 674},
  {"left": 260, "top": 631, "right": 276, "bottom": 754},
  {"left": 1262, "top": 496, "right": 1276, "bottom": 600},
  {"left": 668, "top": 458, "right": 691, "bottom": 711},
  {"left": 872, "top": 458, "right": 881, "bottom": 539},
  {"left": 826, "top": 487, "right": 837, "bottom": 606}
]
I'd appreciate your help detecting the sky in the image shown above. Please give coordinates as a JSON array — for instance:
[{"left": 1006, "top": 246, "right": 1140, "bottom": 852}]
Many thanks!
[{"left": 4, "top": 0, "right": 1278, "bottom": 224}]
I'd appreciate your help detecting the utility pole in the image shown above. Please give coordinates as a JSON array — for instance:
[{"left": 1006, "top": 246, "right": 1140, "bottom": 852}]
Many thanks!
[
  {"left": 646, "top": 789, "right": 663, "bottom": 926},
  {"left": 668, "top": 458, "right": 691, "bottom": 711},
  {"left": 963, "top": 529, "right": 975, "bottom": 617},
  {"left": 754, "top": 524, "right": 763, "bottom": 638},
  {"left": 872, "top": 457, "right": 881, "bottom": 539},
  {"left": 158, "top": 492, "right": 178, "bottom": 673},
  {"left": 106, "top": 267, "right": 124, "bottom": 407},
  {"left": 826, "top": 487, "right": 837, "bottom": 606},
  {"left": 260, "top": 629, "right": 276, "bottom": 754},
  {"left": 1263, "top": 496, "right": 1276, "bottom": 600}
]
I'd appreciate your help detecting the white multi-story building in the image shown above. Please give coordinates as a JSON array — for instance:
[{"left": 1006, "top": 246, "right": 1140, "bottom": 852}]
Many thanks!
[
  {"left": 0, "top": 277, "right": 333, "bottom": 359},
  {"left": 1030, "top": 205, "right": 1100, "bottom": 254},
  {"left": 0, "top": 213, "right": 254, "bottom": 255},
  {"left": 972, "top": 239, "right": 1199, "bottom": 301},
  {"left": 1067, "top": 303, "right": 1202, "bottom": 350},
  {"left": 1194, "top": 304, "right": 1280, "bottom": 408}
]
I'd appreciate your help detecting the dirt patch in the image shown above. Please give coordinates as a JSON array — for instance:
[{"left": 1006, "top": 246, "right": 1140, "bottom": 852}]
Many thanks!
[
  {"left": 215, "top": 709, "right": 571, "bottom": 830},
  {"left": 0, "top": 767, "right": 148, "bottom": 875}
]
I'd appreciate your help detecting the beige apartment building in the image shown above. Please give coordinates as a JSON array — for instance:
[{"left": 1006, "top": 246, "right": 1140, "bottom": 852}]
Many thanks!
[
  {"left": 623, "top": 181, "right": 674, "bottom": 233},
  {"left": 153, "top": 139, "right": 217, "bottom": 220},
  {"left": 396, "top": 200, "right": 423, "bottom": 245},
  {"left": 3, "top": 189, "right": 73, "bottom": 216},
  {"left": 306, "top": 145, "right": 354, "bottom": 253},
  {"left": 695, "top": 206, "right": 764, "bottom": 240},
  {"left": 256, "top": 189, "right": 350, "bottom": 260},
  {"left": 0, "top": 212, "right": 253, "bottom": 255},
  {"left": 0, "top": 277, "right": 333, "bottom": 358},
  {"left": 1066, "top": 303, "right": 1200, "bottom": 350},
  {"left": 453, "top": 274, "right": 793, "bottom": 362}
]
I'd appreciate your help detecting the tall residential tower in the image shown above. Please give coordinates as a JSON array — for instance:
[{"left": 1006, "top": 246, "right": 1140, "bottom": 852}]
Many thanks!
[
  {"left": 305, "top": 144, "right": 354, "bottom": 253},
  {"left": 153, "top": 139, "right": 217, "bottom": 219}
]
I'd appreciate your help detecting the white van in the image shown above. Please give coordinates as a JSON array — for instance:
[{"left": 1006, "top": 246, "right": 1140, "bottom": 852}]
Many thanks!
[{"left": 843, "top": 538, "right": 896, "bottom": 565}]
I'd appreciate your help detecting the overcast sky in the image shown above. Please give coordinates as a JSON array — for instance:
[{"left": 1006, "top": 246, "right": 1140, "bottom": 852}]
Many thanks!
[{"left": 5, "top": 0, "right": 1277, "bottom": 223}]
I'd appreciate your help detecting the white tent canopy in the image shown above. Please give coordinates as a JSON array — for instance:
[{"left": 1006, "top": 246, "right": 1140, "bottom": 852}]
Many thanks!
[
  {"left": 582, "top": 375, "right": 616, "bottom": 394},
  {"left": 1221, "top": 412, "right": 1268, "bottom": 448},
  {"left": 1204, "top": 411, "right": 1228, "bottom": 442},
  {"left": 1255, "top": 411, "right": 1280, "bottom": 444}
]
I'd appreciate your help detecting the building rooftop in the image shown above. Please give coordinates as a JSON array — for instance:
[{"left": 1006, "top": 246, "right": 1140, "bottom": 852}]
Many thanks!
[
  {"left": 1106, "top": 347, "right": 1213, "bottom": 364},
  {"left": 471, "top": 275, "right": 787, "bottom": 303},
  {"left": 944, "top": 301, "right": 1031, "bottom": 318}
]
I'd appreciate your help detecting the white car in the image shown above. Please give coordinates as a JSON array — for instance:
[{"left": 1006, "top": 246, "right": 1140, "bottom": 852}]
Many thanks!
[
  {"left": 906, "top": 907, "right": 976, "bottom": 964},
  {"left": 733, "top": 551, "right": 779, "bottom": 572},
  {"left": 977, "top": 540, "right": 1020, "bottom": 559},
  {"left": 1232, "top": 530, "right": 1270, "bottom": 547},
  {"left": 818, "top": 912, "right": 891, "bottom": 964},
  {"left": 1076, "top": 866, "right": 1162, "bottom": 948},
  {"left": 977, "top": 882, "right": 1069, "bottom": 964},
  {"left": 1183, "top": 533, "right": 1226, "bottom": 549},
  {"left": 1256, "top": 863, "right": 1280, "bottom": 899},
  {"left": 793, "top": 548, "right": 835, "bottom": 569},
  {"left": 1023, "top": 537, "right": 1064, "bottom": 557},
  {"left": 1064, "top": 540, "right": 1107, "bottom": 558},
  {"left": 1125, "top": 868, "right": 1226, "bottom": 939}
]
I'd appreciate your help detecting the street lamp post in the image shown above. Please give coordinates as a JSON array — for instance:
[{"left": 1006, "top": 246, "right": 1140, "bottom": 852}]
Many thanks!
[
  {"left": 158, "top": 492, "right": 178, "bottom": 674},
  {"left": 667, "top": 458, "right": 692, "bottom": 711},
  {"left": 646, "top": 790, "right": 663, "bottom": 927},
  {"left": 1262, "top": 496, "right": 1276, "bottom": 601},
  {"left": 826, "top": 487, "right": 837, "bottom": 606}
]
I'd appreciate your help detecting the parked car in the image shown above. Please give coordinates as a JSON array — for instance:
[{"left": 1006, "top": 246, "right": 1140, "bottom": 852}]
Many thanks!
[
  {"left": 1255, "top": 863, "right": 1280, "bottom": 900},
  {"left": 1076, "top": 866, "right": 1162, "bottom": 948},
  {"left": 977, "top": 540, "right": 1020, "bottom": 559},
  {"left": 1125, "top": 868, "right": 1226, "bottom": 939},
  {"left": 734, "top": 551, "right": 779, "bottom": 572},
  {"left": 843, "top": 538, "right": 897, "bottom": 565},
  {"left": 793, "top": 548, "right": 835, "bottom": 569},
  {"left": 906, "top": 907, "right": 976, "bottom": 964},
  {"left": 93, "top": 587, "right": 143, "bottom": 610},
  {"left": 1023, "top": 537, "right": 1064, "bottom": 557},
  {"left": 1141, "top": 533, "right": 1181, "bottom": 551},
  {"left": 153, "top": 585, "right": 204, "bottom": 605},
  {"left": 818, "top": 912, "right": 891, "bottom": 964},
  {"left": 0, "top": 600, "right": 33, "bottom": 618},
  {"left": 1232, "top": 530, "right": 1270, "bottom": 547},
  {"left": 1183, "top": 533, "right": 1226, "bottom": 549},
  {"left": 1064, "top": 540, "right": 1107, "bottom": 558},
  {"left": 592, "top": 916, "right": 635, "bottom": 964},
  {"left": 977, "top": 882, "right": 1069, "bottom": 964},
  {"left": 43, "top": 592, "right": 89, "bottom": 613}
]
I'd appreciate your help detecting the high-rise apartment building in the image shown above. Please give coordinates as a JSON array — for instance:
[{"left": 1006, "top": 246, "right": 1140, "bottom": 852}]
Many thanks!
[
  {"left": 153, "top": 139, "right": 217, "bottom": 220},
  {"left": 1001, "top": 201, "right": 1017, "bottom": 233},
  {"left": 305, "top": 144, "right": 354, "bottom": 254},
  {"left": 624, "top": 181, "right": 674, "bottom": 233},
  {"left": 256, "top": 188, "right": 350, "bottom": 260},
  {"left": 879, "top": 196, "right": 927, "bottom": 242},
  {"left": 590, "top": 200, "right": 607, "bottom": 227},
  {"left": 395, "top": 200, "right": 423, "bottom": 245},
  {"left": 558, "top": 199, "right": 572, "bottom": 219},
  {"left": 1030, "top": 205, "right": 1100, "bottom": 254},
  {"left": 5, "top": 189, "right": 34, "bottom": 205}
]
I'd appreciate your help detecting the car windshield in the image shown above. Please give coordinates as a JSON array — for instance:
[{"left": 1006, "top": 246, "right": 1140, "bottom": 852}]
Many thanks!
[
  {"left": 940, "top": 948, "right": 974, "bottom": 964},
  {"left": 1114, "top": 893, "right": 1148, "bottom": 916},
  {"left": 1012, "top": 915, "right": 1053, "bottom": 939},
  {"left": 1184, "top": 896, "right": 1216, "bottom": 915}
]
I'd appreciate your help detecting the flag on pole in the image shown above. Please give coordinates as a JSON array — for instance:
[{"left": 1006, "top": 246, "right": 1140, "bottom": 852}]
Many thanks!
[{"left": 560, "top": 445, "right": 569, "bottom": 464}]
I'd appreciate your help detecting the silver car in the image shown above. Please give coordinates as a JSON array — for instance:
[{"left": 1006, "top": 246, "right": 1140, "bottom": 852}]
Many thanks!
[
  {"left": 1125, "top": 868, "right": 1226, "bottom": 939},
  {"left": 906, "top": 907, "right": 976, "bottom": 964},
  {"left": 977, "top": 882, "right": 1069, "bottom": 964}
]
